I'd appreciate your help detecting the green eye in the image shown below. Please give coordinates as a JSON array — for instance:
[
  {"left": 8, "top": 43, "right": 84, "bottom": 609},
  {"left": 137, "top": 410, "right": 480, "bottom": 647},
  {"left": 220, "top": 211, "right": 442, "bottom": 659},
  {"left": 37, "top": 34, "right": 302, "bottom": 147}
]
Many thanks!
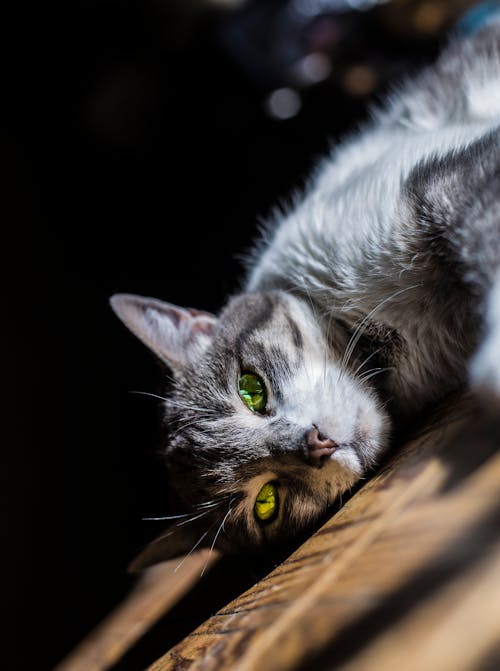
[
  {"left": 254, "top": 482, "right": 279, "bottom": 522},
  {"left": 238, "top": 373, "right": 267, "bottom": 413}
]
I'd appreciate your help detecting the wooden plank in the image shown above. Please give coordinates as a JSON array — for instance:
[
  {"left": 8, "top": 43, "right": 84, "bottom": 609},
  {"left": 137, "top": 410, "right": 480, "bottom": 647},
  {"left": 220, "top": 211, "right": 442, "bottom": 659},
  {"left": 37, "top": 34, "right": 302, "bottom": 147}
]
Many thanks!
[
  {"left": 340, "top": 540, "right": 500, "bottom": 671},
  {"left": 54, "top": 549, "right": 220, "bottom": 671},
  {"left": 147, "top": 395, "right": 500, "bottom": 671}
]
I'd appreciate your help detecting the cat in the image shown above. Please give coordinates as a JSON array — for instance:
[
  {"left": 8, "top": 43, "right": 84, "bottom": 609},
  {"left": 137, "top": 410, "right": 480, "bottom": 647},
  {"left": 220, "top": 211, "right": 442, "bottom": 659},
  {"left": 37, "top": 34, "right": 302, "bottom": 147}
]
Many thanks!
[{"left": 111, "top": 20, "right": 500, "bottom": 569}]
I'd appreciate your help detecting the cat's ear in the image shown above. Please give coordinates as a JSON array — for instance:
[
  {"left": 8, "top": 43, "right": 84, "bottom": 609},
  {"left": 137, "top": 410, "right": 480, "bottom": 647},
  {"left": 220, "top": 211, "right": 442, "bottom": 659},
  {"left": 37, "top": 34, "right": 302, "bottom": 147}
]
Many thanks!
[
  {"left": 110, "top": 294, "right": 217, "bottom": 371},
  {"left": 128, "top": 521, "right": 218, "bottom": 573}
]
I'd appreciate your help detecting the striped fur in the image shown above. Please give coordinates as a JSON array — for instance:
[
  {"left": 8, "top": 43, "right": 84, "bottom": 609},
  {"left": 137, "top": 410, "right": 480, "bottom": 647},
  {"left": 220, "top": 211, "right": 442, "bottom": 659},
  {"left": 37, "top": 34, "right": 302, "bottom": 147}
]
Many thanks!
[{"left": 111, "top": 21, "right": 500, "bottom": 564}]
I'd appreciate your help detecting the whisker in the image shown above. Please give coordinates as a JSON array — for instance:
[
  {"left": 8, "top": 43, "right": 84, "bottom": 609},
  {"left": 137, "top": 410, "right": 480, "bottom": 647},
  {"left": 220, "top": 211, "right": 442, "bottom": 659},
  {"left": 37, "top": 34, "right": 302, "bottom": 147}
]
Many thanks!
[
  {"left": 360, "top": 367, "right": 394, "bottom": 383},
  {"left": 174, "top": 416, "right": 216, "bottom": 432},
  {"left": 358, "top": 366, "right": 383, "bottom": 379},
  {"left": 338, "top": 284, "right": 422, "bottom": 382},
  {"left": 169, "top": 404, "right": 216, "bottom": 414},
  {"left": 130, "top": 390, "right": 169, "bottom": 402},
  {"left": 174, "top": 418, "right": 211, "bottom": 430},
  {"left": 130, "top": 390, "right": 216, "bottom": 414},
  {"left": 144, "top": 497, "right": 227, "bottom": 523},
  {"left": 174, "top": 521, "right": 218, "bottom": 574},
  {"left": 201, "top": 504, "right": 233, "bottom": 577},
  {"left": 176, "top": 508, "right": 213, "bottom": 527},
  {"left": 352, "top": 350, "right": 380, "bottom": 379},
  {"left": 143, "top": 513, "right": 194, "bottom": 521},
  {"left": 195, "top": 497, "right": 230, "bottom": 509}
]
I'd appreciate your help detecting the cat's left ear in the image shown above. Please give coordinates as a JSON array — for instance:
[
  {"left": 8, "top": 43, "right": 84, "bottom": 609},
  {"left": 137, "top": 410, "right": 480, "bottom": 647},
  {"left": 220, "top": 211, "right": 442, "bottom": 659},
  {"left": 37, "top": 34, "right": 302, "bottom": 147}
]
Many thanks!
[{"left": 110, "top": 293, "right": 217, "bottom": 371}]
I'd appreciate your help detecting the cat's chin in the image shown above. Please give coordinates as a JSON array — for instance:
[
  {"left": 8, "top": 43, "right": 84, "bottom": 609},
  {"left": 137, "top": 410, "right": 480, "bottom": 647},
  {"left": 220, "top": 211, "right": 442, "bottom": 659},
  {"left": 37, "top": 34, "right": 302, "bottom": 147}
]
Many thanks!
[
  {"left": 313, "top": 452, "right": 365, "bottom": 508},
  {"left": 321, "top": 418, "right": 390, "bottom": 497}
]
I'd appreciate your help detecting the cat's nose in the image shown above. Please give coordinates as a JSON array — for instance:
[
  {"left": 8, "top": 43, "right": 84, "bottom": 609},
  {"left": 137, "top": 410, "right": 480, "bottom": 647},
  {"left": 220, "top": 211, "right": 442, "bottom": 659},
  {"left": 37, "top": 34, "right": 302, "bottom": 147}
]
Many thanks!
[{"left": 305, "top": 426, "right": 337, "bottom": 467}]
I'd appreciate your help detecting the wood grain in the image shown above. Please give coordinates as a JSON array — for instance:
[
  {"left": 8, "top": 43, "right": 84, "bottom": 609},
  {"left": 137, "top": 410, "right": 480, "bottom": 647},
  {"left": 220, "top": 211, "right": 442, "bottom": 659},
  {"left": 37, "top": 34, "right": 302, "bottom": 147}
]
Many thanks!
[
  {"left": 340, "top": 539, "right": 500, "bottom": 671},
  {"left": 57, "top": 393, "right": 500, "bottom": 671},
  {"left": 148, "top": 395, "right": 500, "bottom": 671}
]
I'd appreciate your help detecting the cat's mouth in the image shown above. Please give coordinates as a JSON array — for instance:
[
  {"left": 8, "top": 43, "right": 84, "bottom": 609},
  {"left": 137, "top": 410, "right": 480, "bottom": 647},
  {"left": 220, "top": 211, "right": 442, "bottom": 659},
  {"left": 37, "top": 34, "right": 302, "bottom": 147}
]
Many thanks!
[{"left": 308, "top": 444, "right": 337, "bottom": 467}]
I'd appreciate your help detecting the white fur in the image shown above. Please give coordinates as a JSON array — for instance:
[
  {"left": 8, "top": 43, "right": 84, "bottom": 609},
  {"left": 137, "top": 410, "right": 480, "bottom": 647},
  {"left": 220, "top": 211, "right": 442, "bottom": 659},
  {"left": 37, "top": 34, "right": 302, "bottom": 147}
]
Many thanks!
[
  {"left": 247, "top": 27, "right": 500, "bottom": 417},
  {"left": 280, "top": 295, "right": 389, "bottom": 473},
  {"left": 249, "top": 122, "right": 499, "bottom": 297}
]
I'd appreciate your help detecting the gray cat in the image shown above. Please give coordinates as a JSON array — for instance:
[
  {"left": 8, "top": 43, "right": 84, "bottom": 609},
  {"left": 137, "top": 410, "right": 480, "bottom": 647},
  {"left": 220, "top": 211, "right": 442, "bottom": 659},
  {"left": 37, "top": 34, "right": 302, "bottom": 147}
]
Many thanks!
[{"left": 111, "top": 22, "right": 500, "bottom": 568}]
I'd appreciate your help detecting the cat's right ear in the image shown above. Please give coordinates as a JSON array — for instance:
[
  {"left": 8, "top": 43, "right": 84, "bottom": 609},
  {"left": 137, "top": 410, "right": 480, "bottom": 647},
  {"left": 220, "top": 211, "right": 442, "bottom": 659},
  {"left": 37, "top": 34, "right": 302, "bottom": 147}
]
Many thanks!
[{"left": 109, "top": 294, "right": 217, "bottom": 371}]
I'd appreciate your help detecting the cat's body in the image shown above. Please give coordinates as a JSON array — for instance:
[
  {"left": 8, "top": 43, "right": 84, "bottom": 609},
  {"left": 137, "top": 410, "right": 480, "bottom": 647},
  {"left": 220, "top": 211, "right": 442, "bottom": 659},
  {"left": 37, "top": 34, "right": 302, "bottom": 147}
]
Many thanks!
[
  {"left": 248, "top": 24, "right": 500, "bottom": 420},
  {"left": 111, "top": 22, "right": 500, "bottom": 566}
]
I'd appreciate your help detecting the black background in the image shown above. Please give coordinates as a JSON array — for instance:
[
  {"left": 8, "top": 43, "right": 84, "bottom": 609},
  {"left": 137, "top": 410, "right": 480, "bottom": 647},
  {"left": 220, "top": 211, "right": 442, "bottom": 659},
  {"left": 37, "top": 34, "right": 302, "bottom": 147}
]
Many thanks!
[{"left": 4, "top": 0, "right": 454, "bottom": 668}]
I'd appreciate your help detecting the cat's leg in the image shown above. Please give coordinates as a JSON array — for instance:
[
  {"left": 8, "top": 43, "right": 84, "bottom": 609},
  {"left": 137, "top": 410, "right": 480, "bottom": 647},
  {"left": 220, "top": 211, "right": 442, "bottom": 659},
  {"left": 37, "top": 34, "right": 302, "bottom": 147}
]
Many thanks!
[
  {"left": 403, "top": 130, "right": 500, "bottom": 408},
  {"left": 470, "top": 270, "right": 500, "bottom": 409}
]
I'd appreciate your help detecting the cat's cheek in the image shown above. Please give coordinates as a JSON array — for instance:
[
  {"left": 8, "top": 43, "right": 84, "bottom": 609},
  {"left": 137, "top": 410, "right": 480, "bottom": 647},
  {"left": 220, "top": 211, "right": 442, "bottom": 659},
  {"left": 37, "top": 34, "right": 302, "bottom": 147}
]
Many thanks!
[
  {"left": 236, "top": 404, "right": 269, "bottom": 430},
  {"left": 289, "top": 496, "right": 322, "bottom": 528},
  {"left": 329, "top": 449, "right": 364, "bottom": 479},
  {"left": 316, "top": 458, "right": 362, "bottom": 506},
  {"left": 234, "top": 498, "right": 264, "bottom": 547},
  {"left": 352, "top": 384, "right": 391, "bottom": 460},
  {"left": 355, "top": 398, "right": 385, "bottom": 437}
]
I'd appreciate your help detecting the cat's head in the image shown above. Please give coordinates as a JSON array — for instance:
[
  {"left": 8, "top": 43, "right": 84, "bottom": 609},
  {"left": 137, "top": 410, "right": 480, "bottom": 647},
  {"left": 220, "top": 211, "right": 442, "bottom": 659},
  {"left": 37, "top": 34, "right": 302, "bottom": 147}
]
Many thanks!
[{"left": 111, "top": 290, "right": 390, "bottom": 568}]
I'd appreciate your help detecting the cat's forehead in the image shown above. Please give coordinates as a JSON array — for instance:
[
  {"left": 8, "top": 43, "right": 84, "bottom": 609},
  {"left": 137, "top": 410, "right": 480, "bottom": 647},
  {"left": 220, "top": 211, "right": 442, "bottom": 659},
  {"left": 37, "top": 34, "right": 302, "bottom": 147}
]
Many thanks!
[
  {"left": 216, "top": 290, "right": 315, "bottom": 350},
  {"left": 220, "top": 291, "right": 291, "bottom": 333}
]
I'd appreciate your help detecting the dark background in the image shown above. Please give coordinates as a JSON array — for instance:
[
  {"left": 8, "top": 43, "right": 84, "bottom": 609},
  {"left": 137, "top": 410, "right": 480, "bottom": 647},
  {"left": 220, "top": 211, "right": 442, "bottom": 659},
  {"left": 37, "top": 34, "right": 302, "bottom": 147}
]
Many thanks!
[{"left": 5, "top": 0, "right": 480, "bottom": 668}]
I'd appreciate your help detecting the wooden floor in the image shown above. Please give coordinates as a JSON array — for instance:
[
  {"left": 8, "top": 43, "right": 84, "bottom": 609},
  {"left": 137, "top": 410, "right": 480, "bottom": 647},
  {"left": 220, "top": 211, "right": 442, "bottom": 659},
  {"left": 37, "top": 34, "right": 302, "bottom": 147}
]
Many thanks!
[{"left": 56, "top": 393, "right": 500, "bottom": 671}]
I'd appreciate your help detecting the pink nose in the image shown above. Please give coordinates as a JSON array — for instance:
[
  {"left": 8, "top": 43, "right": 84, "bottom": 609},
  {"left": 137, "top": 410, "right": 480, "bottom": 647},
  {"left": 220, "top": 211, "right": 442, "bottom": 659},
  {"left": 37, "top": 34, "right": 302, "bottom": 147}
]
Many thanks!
[{"left": 306, "top": 426, "right": 337, "bottom": 467}]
